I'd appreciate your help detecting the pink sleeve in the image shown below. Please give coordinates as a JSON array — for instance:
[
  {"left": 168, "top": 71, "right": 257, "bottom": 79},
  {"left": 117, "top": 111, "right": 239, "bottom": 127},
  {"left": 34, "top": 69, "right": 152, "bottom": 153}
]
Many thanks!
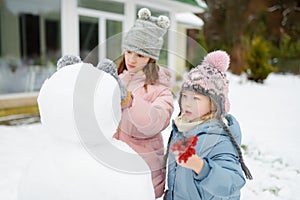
[{"left": 127, "top": 88, "right": 174, "bottom": 136}]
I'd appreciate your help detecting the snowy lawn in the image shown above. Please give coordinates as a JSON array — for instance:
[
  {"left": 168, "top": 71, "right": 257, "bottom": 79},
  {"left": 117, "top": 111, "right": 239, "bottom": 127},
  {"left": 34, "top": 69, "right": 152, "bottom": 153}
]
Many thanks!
[{"left": 0, "top": 73, "right": 299, "bottom": 200}]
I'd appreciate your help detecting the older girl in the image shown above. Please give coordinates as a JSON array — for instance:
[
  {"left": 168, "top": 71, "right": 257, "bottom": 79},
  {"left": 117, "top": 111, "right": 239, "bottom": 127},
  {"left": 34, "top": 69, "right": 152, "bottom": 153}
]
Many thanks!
[{"left": 98, "top": 8, "right": 174, "bottom": 198}]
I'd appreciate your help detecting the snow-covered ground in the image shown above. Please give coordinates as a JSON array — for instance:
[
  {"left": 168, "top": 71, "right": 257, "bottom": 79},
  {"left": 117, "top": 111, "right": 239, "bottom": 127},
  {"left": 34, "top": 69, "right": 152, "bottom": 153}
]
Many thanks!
[{"left": 0, "top": 73, "right": 299, "bottom": 199}]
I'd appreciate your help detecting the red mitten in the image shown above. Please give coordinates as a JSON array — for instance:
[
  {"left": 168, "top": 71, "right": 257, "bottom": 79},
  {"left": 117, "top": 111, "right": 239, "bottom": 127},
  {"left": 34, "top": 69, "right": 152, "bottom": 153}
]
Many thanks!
[{"left": 171, "top": 135, "right": 198, "bottom": 163}]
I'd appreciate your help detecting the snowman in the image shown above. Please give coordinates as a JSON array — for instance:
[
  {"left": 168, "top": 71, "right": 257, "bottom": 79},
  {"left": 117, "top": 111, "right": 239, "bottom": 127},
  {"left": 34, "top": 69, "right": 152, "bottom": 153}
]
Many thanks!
[{"left": 18, "top": 56, "right": 155, "bottom": 200}]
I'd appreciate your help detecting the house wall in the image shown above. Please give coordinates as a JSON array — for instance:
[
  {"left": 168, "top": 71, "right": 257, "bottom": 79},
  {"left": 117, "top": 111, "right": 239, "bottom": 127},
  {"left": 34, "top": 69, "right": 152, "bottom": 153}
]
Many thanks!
[
  {"left": 1, "top": 7, "right": 20, "bottom": 58},
  {"left": 0, "top": 0, "right": 205, "bottom": 117},
  {"left": 174, "top": 25, "right": 188, "bottom": 79}
]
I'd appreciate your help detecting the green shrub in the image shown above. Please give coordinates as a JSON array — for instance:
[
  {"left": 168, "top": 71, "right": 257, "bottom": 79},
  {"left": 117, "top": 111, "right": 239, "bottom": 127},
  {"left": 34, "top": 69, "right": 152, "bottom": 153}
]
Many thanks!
[
  {"left": 279, "top": 34, "right": 300, "bottom": 58},
  {"left": 244, "top": 37, "right": 277, "bottom": 83}
]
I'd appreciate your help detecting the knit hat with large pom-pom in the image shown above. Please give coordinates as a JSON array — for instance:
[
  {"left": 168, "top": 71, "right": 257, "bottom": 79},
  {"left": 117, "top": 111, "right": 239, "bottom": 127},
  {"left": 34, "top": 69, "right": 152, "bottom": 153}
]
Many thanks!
[
  {"left": 181, "top": 50, "right": 231, "bottom": 117},
  {"left": 122, "top": 8, "right": 170, "bottom": 60}
]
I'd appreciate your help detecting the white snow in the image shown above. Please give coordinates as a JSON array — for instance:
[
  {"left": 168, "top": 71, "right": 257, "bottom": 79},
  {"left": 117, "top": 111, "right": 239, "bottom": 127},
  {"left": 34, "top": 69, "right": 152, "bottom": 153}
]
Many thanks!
[
  {"left": 0, "top": 72, "right": 300, "bottom": 200},
  {"left": 175, "top": 12, "right": 204, "bottom": 28},
  {"left": 0, "top": 63, "right": 155, "bottom": 200}
]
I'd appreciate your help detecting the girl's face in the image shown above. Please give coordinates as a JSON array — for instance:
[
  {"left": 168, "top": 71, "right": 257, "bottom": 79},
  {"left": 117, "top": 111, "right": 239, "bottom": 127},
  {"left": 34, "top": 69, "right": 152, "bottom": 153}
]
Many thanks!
[
  {"left": 181, "top": 90, "right": 211, "bottom": 122},
  {"left": 124, "top": 50, "right": 150, "bottom": 73}
]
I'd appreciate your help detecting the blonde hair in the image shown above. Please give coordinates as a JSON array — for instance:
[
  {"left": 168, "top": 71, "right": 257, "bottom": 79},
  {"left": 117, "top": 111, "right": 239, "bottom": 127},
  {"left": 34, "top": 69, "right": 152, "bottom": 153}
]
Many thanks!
[
  {"left": 117, "top": 55, "right": 159, "bottom": 92},
  {"left": 200, "top": 98, "right": 218, "bottom": 122}
]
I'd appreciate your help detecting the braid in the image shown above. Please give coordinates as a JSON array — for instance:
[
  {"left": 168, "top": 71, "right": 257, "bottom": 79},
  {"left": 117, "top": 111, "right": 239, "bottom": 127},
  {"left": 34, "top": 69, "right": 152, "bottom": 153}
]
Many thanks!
[{"left": 220, "top": 120, "right": 253, "bottom": 180}]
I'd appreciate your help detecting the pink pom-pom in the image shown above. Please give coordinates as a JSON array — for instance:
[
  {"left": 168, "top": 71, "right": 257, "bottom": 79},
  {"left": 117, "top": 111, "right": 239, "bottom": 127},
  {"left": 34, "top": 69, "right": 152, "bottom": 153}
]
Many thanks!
[{"left": 203, "top": 50, "right": 230, "bottom": 72}]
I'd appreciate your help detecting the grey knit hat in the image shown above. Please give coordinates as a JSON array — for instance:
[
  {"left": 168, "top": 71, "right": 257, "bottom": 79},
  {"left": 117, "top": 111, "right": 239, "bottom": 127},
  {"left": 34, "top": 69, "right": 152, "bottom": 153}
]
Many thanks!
[
  {"left": 122, "top": 8, "right": 170, "bottom": 60},
  {"left": 181, "top": 50, "right": 231, "bottom": 118}
]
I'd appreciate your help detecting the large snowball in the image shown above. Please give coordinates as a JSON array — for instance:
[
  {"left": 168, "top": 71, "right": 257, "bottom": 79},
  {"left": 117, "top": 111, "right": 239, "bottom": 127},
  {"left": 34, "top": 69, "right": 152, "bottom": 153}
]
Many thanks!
[{"left": 18, "top": 63, "right": 155, "bottom": 200}]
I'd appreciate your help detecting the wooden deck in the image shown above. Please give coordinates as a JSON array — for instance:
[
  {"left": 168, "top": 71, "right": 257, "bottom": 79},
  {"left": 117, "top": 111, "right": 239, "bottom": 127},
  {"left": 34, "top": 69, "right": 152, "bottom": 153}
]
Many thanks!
[{"left": 0, "top": 93, "right": 40, "bottom": 124}]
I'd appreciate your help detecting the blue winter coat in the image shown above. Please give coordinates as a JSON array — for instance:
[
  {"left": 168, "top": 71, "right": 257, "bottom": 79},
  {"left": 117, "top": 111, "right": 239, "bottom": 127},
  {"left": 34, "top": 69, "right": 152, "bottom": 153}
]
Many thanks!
[{"left": 167, "top": 114, "right": 246, "bottom": 200}]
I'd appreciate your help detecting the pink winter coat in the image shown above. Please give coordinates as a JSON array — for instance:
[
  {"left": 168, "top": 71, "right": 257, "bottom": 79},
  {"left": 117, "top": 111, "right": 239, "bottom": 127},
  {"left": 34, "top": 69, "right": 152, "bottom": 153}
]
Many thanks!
[{"left": 114, "top": 66, "right": 174, "bottom": 198}]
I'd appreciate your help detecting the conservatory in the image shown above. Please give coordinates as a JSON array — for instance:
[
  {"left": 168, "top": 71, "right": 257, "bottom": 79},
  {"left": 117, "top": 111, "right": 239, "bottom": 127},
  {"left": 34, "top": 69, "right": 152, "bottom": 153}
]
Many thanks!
[{"left": 0, "top": 0, "right": 205, "bottom": 118}]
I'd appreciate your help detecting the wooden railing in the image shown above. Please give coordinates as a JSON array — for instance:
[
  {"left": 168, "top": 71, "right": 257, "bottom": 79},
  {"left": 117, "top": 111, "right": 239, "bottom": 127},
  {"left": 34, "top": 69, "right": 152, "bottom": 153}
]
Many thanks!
[{"left": 0, "top": 92, "right": 40, "bottom": 125}]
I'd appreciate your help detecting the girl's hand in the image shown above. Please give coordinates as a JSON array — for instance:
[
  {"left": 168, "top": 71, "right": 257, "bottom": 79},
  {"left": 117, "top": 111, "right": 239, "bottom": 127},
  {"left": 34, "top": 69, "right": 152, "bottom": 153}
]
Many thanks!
[
  {"left": 96, "top": 59, "right": 131, "bottom": 106},
  {"left": 171, "top": 135, "right": 198, "bottom": 163},
  {"left": 176, "top": 154, "right": 204, "bottom": 174}
]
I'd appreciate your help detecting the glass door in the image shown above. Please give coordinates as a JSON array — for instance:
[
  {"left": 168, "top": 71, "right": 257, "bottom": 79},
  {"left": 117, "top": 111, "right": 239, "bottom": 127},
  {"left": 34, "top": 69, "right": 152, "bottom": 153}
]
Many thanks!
[
  {"left": 79, "top": 15, "right": 99, "bottom": 65},
  {"left": 78, "top": 7, "right": 124, "bottom": 65}
]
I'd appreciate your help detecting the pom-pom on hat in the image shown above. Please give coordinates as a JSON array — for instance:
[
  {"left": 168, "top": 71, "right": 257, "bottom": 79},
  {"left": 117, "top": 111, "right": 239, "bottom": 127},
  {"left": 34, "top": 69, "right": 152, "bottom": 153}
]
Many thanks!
[
  {"left": 122, "top": 8, "right": 170, "bottom": 60},
  {"left": 181, "top": 50, "right": 231, "bottom": 117},
  {"left": 56, "top": 55, "right": 82, "bottom": 70}
]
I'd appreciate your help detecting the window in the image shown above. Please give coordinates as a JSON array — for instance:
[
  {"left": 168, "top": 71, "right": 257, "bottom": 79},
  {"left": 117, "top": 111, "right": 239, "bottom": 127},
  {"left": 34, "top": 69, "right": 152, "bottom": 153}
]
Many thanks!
[
  {"left": 79, "top": 16, "right": 99, "bottom": 65},
  {"left": 77, "top": 7, "right": 123, "bottom": 65},
  {"left": 19, "top": 14, "right": 41, "bottom": 63},
  {"left": 0, "top": 0, "right": 60, "bottom": 94},
  {"left": 106, "top": 19, "right": 122, "bottom": 62}
]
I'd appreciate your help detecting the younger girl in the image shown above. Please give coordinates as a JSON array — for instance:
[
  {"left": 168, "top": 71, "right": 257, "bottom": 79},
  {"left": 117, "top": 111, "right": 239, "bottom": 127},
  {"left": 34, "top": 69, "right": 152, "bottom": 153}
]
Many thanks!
[{"left": 166, "top": 50, "right": 252, "bottom": 200}]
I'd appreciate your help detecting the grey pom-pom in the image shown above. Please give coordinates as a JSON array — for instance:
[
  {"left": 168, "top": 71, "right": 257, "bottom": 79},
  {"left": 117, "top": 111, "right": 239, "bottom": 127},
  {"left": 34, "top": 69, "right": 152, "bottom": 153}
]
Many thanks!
[
  {"left": 97, "top": 58, "right": 128, "bottom": 101},
  {"left": 57, "top": 55, "right": 82, "bottom": 70},
  {"left": 138, "top": 8, "right": 151, "bottom": 20},
  {"left": 157, "top": 15, "right": 170, "bottom": 29},
  {"left": 96, "top": 58, "right": 118, "bottom": 78}
]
